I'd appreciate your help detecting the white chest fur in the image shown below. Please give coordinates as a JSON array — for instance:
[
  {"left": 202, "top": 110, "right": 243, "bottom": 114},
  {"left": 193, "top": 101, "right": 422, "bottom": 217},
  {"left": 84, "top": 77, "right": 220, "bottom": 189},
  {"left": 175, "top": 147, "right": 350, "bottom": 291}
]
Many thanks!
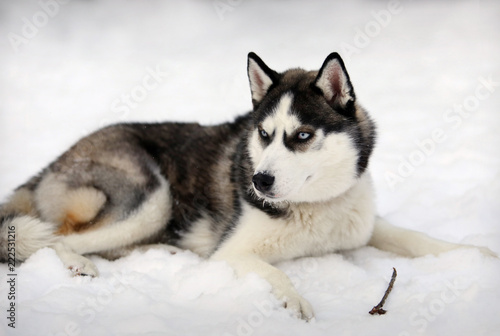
[{"left": 214, "top": 173, "right": 376, "bottom": 263}]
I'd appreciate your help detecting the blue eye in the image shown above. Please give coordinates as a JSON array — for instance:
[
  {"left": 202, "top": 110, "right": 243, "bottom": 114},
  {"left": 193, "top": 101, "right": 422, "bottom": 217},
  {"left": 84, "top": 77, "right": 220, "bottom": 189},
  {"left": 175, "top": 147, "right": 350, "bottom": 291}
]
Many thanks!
[
  {"left": 297, "top": 132, "right": 311, "bottom": 140},
  {"left": 260, "top": 129, "right": 269, "bottom": 138}
]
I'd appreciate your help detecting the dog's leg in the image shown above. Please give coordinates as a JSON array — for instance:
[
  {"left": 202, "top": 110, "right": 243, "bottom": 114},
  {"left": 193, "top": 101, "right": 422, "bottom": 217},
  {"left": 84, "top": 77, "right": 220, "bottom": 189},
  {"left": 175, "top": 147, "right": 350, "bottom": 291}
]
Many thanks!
[
  {"left": 211, "top": 252, "right": 314, "bottom": 321},
  {"left": 54, "top": 174, "right": 172, "bottom": 275},
  {"left": 97, "top": 244, "right": 184, "bottom": 260},
  {"left": 369, "top": 217, "right": 497, "bottom": 258},
  {"left": 53, "top": 241, "right": 99, "bottom": 277},
  {"left": 211, "top": 204, "right": 315, "bottom": 320}
]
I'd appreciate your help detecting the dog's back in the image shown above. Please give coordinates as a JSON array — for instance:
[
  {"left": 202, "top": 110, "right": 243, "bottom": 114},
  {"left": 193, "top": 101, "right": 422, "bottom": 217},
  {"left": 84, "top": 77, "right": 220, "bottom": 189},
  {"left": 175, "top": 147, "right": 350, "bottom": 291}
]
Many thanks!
[{"left": 0, "top": 117, "right": 252, "bottom": 272}]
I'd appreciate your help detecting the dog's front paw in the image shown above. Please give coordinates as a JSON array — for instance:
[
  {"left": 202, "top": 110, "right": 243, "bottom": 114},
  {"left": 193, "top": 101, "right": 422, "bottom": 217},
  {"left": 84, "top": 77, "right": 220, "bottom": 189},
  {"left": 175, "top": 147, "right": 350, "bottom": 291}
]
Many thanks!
[
  {"left": 476, "top": 246, "right": 498, "bottom": 258},
  {"left": 277, "top": 290, "right": 314, "bottom": 321},
  {"left": 456, "top": 243, "right": 498, "bottom": 258}
]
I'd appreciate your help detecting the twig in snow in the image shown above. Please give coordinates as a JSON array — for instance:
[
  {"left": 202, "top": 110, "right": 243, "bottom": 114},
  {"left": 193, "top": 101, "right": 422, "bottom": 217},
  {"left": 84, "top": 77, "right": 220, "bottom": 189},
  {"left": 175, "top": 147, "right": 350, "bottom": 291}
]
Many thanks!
[{"left": 369, "top": 267, "right": 397, "bottom": 315}]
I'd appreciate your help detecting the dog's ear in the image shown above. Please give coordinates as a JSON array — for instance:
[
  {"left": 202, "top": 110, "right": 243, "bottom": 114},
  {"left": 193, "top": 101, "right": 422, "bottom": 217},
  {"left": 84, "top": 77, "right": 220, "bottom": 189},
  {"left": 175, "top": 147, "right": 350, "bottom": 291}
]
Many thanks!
[
  {"left": 313, "top": 53, "right": 356, "bottom": 116},
  {"left": 247, "top": 52, "right": 279, "bottom": 108}
]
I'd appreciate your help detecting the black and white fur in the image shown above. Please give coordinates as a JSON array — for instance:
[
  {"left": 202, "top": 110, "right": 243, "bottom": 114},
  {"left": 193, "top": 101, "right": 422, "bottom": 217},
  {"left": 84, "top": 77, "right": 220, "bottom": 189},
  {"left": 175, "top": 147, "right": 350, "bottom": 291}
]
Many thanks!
[{"left": 0, "top": 52, "right": 495, "bottom": 320}]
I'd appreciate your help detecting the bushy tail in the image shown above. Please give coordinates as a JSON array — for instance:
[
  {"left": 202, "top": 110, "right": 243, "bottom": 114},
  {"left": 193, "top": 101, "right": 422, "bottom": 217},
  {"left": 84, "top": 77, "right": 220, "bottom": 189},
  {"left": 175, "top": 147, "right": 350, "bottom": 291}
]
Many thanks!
[
  {"left": 1, "top": 215, "right": 56, "bottom": 262},
  {"left": 0, "top": 189, "right": 57, "bottom": 263}
]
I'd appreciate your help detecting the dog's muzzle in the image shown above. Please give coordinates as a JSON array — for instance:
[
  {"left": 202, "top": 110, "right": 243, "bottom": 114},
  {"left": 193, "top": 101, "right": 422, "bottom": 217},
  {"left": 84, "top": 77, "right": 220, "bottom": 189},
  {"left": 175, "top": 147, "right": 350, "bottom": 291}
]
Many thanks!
[{"left": 252, "top": 172, "right": 275, "bottom": 194}]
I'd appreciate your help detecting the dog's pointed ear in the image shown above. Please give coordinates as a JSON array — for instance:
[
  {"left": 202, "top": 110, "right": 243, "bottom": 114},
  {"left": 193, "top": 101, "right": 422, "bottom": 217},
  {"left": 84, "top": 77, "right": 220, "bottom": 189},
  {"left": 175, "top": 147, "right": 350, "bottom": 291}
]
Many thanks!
[
  {"left": 313, "top": 53, "right": 356, "bottom": 114},
  {"left": 247, "top": 52, "right": 279, "bottom": 108}
]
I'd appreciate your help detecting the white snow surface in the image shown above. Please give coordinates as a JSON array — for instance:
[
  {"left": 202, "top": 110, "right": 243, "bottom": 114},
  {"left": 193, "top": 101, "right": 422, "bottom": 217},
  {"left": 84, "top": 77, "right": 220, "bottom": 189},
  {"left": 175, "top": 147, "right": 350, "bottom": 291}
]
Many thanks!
[{"left": 1, "top": 0, "right": 500, "bottom": 335}]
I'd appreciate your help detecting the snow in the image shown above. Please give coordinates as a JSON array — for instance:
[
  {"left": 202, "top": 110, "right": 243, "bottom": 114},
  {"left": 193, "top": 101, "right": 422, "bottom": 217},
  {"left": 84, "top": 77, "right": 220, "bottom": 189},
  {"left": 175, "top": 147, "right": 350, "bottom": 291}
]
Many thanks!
[{"left": 1, "top": 0, "right": 500, "bottom": 335}]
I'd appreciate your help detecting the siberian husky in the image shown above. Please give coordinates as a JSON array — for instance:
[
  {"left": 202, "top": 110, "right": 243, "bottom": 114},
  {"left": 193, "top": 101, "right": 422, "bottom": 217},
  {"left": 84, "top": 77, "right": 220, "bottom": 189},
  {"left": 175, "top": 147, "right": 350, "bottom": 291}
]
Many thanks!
[{"left": 0, "top": 52, "right": 495, "bottom": 320}]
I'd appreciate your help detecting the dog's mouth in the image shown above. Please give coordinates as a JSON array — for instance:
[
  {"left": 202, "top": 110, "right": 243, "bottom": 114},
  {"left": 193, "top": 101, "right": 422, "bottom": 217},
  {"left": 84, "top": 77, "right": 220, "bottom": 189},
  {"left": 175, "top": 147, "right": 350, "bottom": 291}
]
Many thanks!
[
  {"left": 254, "top": 188, "right": 282, "bottom": 201},
  {"left": 252, "top": 174, "right": 313, "bottom": 203}
]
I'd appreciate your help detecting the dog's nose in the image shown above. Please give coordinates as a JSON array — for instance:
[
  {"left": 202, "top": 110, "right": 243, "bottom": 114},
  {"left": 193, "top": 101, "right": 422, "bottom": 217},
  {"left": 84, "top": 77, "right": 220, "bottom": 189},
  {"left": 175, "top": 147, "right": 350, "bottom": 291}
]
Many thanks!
[{"left": 252, "top": 173, "right": 275, "bottom": 193}]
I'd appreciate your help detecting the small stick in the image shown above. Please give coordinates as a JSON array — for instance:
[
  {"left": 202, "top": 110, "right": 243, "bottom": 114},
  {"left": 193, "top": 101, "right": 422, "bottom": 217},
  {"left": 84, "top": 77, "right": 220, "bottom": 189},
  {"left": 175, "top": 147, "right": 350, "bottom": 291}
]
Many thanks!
[{"left": 369, "top": 267, "right": 397, "bottom": 315}]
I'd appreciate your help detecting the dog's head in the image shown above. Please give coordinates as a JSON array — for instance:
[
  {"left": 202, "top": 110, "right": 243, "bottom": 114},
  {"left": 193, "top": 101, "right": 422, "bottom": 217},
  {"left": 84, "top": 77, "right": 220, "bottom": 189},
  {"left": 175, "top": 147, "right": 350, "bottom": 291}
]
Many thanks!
[{"left": 247, "top": 52, "right": 376, "bottom": 203}]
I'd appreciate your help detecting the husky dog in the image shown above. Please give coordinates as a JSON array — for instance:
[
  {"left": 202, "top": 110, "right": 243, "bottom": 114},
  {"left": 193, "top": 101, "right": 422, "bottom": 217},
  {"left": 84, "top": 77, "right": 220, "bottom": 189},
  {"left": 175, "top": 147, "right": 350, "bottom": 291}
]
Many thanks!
[{"left": 0, "top": 53, "right": 495, "bottom": 320}]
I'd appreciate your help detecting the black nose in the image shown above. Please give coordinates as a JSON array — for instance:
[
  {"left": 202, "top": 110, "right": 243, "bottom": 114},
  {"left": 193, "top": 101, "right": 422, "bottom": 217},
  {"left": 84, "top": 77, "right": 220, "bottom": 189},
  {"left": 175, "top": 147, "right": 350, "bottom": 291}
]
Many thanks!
[{"left": 252, "top": 173, "right": 275, "bottom": 193}]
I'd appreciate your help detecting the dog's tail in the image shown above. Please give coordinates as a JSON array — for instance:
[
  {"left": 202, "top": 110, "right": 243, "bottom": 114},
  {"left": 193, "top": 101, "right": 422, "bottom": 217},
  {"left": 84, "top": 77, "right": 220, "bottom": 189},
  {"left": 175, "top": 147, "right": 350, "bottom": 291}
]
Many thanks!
[{"left": 0, "top": 188, "right": 56, "bottom": 263}]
